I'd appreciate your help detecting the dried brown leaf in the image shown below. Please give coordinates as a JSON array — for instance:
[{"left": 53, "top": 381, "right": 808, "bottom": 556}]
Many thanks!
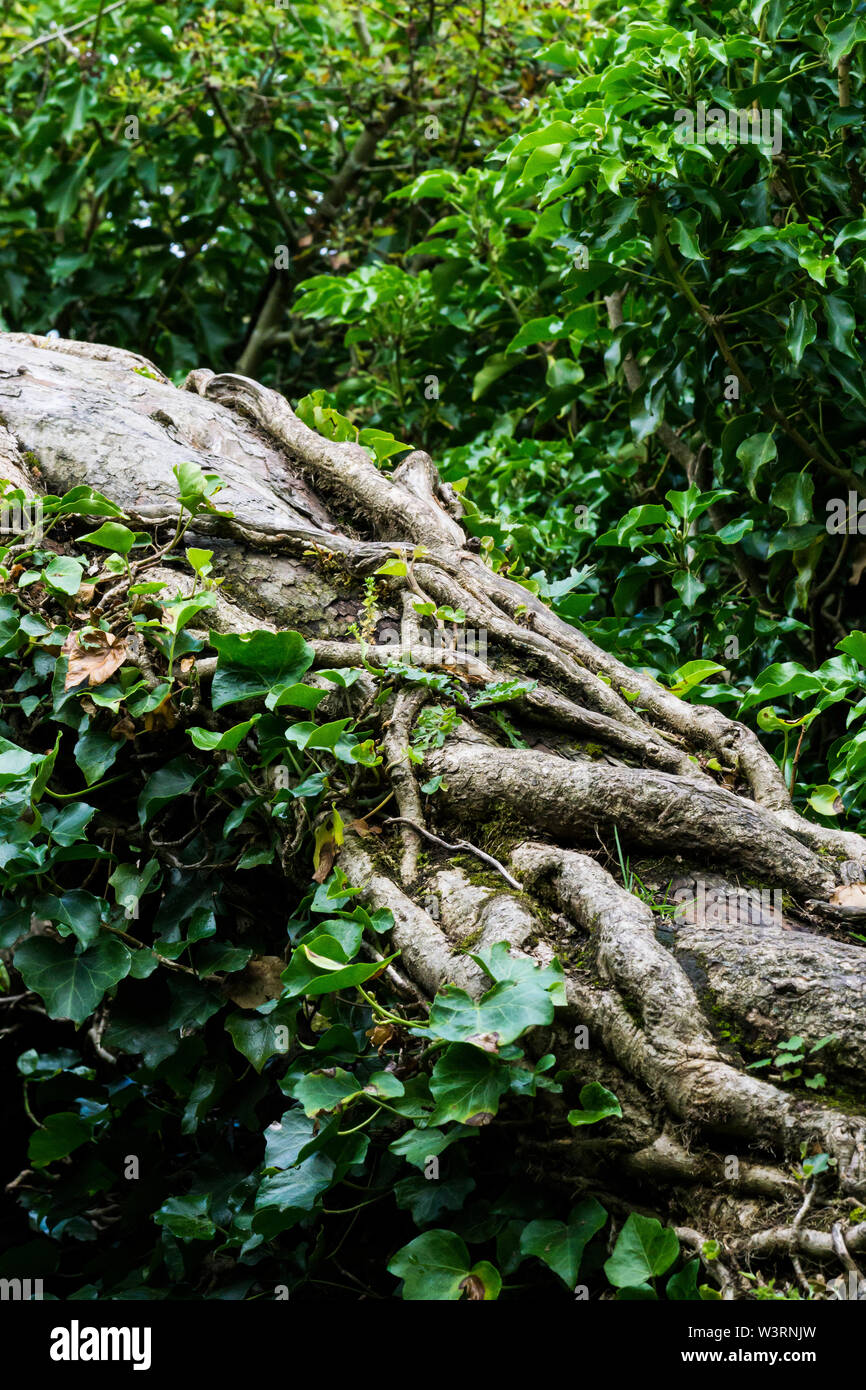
[
  {"left": 367, "top": 1023, "right": 396, "bottom": 1052},
  {"left": 313, "top": 840, "right": 335, "bottom": 883},
  {"left": 63, "top": 629, "right": 128, "bottom": 690},
  {"left": 459, "top": 1275, "right": 486, "bottom": 1300},
  {"left": 110, "top": 716, "right": 136, "bottom": 742},
  {"left": 222, "top": 955, "right": 286, "bottom": 1008}
]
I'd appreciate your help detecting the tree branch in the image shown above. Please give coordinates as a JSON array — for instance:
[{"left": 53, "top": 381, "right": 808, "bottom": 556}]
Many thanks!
[{"left": 7, "top": 0, "right": 127, "bottom": 60}]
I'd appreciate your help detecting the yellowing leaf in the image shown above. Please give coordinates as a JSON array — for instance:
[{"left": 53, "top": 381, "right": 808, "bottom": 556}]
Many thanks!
[{"left": 302, "top": 944, "right": 347, "bottom": 971}]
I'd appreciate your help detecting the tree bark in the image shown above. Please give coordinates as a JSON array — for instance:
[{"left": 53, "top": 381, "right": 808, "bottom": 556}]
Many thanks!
[
  {"left": 235, "top": 98, "right": 408, "bottom": 379},
  {"left": 3, "top": 331, "right": 866, "bottom": 1298}
]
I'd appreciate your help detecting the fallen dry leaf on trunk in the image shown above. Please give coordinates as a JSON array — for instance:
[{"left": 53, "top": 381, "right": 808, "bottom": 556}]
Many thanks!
[
  {"left": 349, "top": 818, "right": 381, "bottom": 838},
  {"left": 222, "top": 955, "right": 286, "bottom": 1008},
  {"left": 63, "top": 629, "right": 128, "bottom": 690}
]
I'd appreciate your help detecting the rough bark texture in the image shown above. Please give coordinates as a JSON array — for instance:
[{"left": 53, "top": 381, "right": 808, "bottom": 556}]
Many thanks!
[{"left": 3, "top": 331, "right": 866, "bottom": 1299}]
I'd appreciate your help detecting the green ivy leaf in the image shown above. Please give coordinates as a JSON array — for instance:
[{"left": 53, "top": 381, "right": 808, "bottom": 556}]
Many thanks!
[
  {"left": 667, "top": 660, "right": 725, "bottom": 698},
  {"left": 252, "top": 1154, "right": 336, "bottom": 1237},
  {"left": 153, "top": 1194, "right": 215, "bottom": 1242},
  {"left": 210, "top": 630, "right": 314, "bottom": 708},
  {"left": 33, "top": 888, "right": 104, "bottom": 948},
  {"left": 519, "top": 1199, "right": 607, "bottom": 1288},
  {"left": 666, "top": 1259, "right": 703, "bottom": 1300},
  {"left": 109, "top": 859, "right": 160, "bottom": 917},
  {"left": 736, "top": 433, "right": 777, "bottom": 499},
  {"left": 28, "top": 1111, "right": 94, "bottom": 1168},
  {"left": 73, "top": 729, "right": 121, "bottom": 785},
  {"left": 225, "top": 1007, "right": 296, "bottom": 1072},
  {"left": 807, "top": 784, "right": 844, "bottom": 817},
  {"left": 265, "top": 682, "right": 327, "bottom": 712},
  {"left": 138, "top": 756, "right": 203, "bottom": 824},
  {"left": 604, "top": 1213, "right": 680, "bottom": 1287},
  {"left": 472, "top": 353, "right": 520, "bottom": 401},
  {"left": 389, "top": 1125, "right": 476, "bottom": 1170},
  {"left": 281, "top": 935, "right": 397, "bottom": 998},
  {"left": 13, "top": 936, "right": 131, "bottom": 1024},
  {"left": 785, "top": 300, "right": 817, "bottom": 365},
  {"left": 288, "top": 1067, "right": 365, "bottom": 1116},
  {"left": 567, "top": 1081, "right": 622, "bottom": 1127},
  {"left": 394, "top": 1173, "right": 475, "bottom": 1225},
  {"left": 428, "top": 1043, "right": 510, "bottom": 1125},
  {"left": 668, "top": 210, "right": 704, "bottom": 260},
  {"left": 79, "top": 521, "right": 137, "bottom": 555},
  {"left": 51, "top": 486, "right": 125, "bottom": 518},
  {"left": 43, "top": 555, "right": 84, "bottom": 595},
  {"left": 188, "top": 715, "right": 260, "bottom": 751},
  {"left": 469, "top": 941, "right": 567, "bottom": 1004},
  {"left": 771, "top": 472, "right": 814, "bottom": 527},
  {"left": 428, "top": 975, "right": 555, "bottom": 1048},
  {"left": 388, "top": 1230, "right": 501, "bottom": 1300}
]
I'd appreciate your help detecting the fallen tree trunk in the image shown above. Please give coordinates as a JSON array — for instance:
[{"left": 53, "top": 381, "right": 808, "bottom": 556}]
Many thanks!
[{"left": 3, "top": 332, "right": 866, "bottom": 1299}]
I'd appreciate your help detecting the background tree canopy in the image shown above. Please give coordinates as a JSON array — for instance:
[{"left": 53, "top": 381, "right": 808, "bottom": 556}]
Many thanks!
[{"left": 1, "top": 0, "right": 866, "bottom": 1305}]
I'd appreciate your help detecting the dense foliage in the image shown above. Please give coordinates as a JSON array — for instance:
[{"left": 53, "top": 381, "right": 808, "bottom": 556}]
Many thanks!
[{"left": 1, "top": 0, "right": 864, "bottom": 1301}]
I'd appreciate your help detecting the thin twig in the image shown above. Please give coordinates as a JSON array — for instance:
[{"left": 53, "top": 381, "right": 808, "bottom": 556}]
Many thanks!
[
  {"left": 204, "top": 79, "right": 295, "bottom": 240},
  {"left": 789, "top": 723, "right": 807, "bottom": 796},
  {"left": 384, "top": 816, "right": 522, "bottom": 890},
  {"left": 790, "top": 1183, "right": 817, "bottom": 1296},
  {"left": 7, "top": 0, "right": 127, "bottom": 60}
]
